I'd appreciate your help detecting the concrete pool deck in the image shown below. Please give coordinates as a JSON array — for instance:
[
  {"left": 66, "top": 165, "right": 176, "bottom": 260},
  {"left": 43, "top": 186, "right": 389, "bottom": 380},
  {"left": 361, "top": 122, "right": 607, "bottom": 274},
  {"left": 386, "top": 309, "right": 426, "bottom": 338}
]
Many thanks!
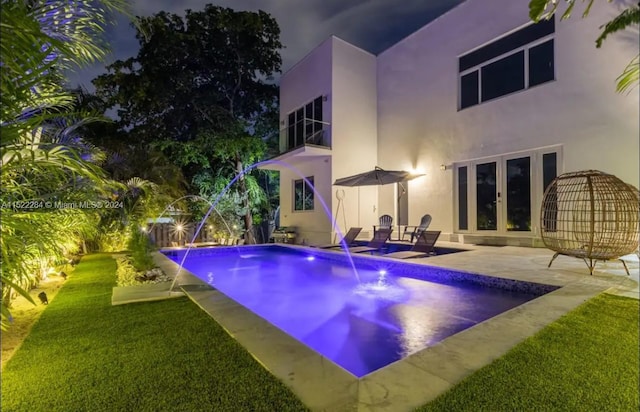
[{"left": 114, "top": 244, "right": 638, "bottom": 411}]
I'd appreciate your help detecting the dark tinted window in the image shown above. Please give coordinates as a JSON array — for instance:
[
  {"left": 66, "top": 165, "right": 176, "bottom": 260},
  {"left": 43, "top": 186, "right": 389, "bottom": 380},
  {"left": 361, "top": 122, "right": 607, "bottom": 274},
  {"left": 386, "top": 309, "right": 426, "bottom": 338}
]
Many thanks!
[
  {"left": 295, "top": 108, "right": 304, "bottom": 146},
  {"left": 506, "top": 157, "right": 531, "bottom": 232},
  {"left": 294, "top": 177, "right": 314, "bottom": 211},
  {"left": 542, "top": 152, "right": 557, "bottom": 191},
  {"left": 294, "top": 179, "right": 303, "bottom": 211},
  {"left": 305, "top": 102, "right": 314, "bottom": 136},
  {"left": 459, "top": 18, "right": 555, "bottom": 72},
  {"left": 304, "top": 176, "right": 314, "bottom": 210},
  {"left": 529, "top": 39, "right": 555, "bottom": 87},
  {"left": 313, "top": 96, "right": 323, "bottom": 132},
  {"left": 542, "top": 153, "right": 558, "bottom": 231},
  {"left": 481, "top": 51, "right": 525, "bottom": 102},
  {"left": 460, "top": 71, "right": 479, "bottom": 109},
  {"left": 287, "top": 113, "right": 295, "bottom": 149},
  {"left": 476, "top": 162, "right": 497, "bottom": 230},
  {"left": 458, "top": 166, "right": 468, "bottom": 230},
  {"left": 313, "top": 97, "right": 323, "bottom": 120}
]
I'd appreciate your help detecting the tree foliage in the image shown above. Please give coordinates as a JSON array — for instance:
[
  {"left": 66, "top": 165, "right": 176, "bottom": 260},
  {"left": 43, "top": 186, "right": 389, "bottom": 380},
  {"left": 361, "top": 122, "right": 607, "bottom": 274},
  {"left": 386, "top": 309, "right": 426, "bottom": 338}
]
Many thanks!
[
  {"left": 529, "top": 0, "right": 640, "bottom": 92},
  {"left": 93, "top": 5, "right": 283, "bottom": 243}
]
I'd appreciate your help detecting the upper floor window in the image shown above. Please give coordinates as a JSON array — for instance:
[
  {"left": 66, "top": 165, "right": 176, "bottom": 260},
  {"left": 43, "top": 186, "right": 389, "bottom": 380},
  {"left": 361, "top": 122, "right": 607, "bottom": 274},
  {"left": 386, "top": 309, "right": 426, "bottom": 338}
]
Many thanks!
[
  {"left": 287, "top": 96, "right": 323, "bottom": 149},
  {"left": 294, "top": 176, "right": 314, "bottom": 211},
  {"left": 459, "top": 18, "right": 555, "bottom": 110}
]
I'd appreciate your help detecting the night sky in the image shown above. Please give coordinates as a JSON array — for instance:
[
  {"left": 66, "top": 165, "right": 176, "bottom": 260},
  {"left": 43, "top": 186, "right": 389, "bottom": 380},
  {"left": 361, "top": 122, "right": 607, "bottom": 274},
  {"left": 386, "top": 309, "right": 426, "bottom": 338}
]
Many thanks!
[{"left": 68, "top": 0, "right": 465, "bottom": 89}]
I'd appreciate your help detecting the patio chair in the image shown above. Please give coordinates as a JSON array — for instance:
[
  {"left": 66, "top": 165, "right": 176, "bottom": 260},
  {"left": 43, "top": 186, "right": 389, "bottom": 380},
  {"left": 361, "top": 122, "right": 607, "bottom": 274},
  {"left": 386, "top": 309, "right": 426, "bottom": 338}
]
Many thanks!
[
  {"left": 347, "top": 228, "right": 393, "bottom": 254},
  {"left": 313, "top": 227, "right": 362, "bottom": 249},
  {"left": 402, "top": 214, "right": 432, "bottom": 242},
  {"left": 383, "top": 231, "right": 441, "bottom": 259},
  {"left": 373, "top": 214, "right": 393, "bottom": 237}
]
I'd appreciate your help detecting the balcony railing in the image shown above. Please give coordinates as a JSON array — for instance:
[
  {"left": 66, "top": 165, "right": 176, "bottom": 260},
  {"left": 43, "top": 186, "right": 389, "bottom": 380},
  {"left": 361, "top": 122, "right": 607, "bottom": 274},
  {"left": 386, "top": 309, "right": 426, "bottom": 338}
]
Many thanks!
[{"left": 279, "top": 118, "right": 331, "bottom": 154}]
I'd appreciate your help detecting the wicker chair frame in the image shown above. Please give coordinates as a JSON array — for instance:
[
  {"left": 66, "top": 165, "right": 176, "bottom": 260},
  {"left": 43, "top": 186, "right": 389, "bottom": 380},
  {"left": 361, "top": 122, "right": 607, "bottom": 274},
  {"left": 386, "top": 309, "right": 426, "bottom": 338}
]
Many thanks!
[{"left": 540, "top": 170, "right": 639, "bottom": 275}]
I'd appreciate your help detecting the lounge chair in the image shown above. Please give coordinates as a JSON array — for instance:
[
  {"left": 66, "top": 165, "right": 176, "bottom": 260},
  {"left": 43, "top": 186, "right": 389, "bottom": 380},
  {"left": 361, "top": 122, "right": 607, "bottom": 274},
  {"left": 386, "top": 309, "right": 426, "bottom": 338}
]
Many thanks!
[
  {"left": 373, "top": 214, "right": 393, "bottom": 237},
  {"left": 402, "top": 214, "right": 432, "bottom": 242},
  {"left": 384, "top": 230, "right": 440, "bottom": 259},
  {"left": 347, "top": 228, "right": 393, "bottom": 254},
  {"left": 313, "top": 227, "right": 362, "bottom": 249}
]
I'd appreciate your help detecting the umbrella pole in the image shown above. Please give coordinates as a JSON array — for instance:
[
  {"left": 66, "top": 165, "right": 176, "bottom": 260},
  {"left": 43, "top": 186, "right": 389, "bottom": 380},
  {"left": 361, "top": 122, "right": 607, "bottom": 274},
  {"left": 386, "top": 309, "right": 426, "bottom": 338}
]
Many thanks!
[
  {"left": 342, "top": 196, "right": 347, "bottom": 240},
  {"left": 358, "top": 187, "right": 361, "bottom": 227},
  {"left": 333, "top": 189, "right": 346, "bottom": 244}
]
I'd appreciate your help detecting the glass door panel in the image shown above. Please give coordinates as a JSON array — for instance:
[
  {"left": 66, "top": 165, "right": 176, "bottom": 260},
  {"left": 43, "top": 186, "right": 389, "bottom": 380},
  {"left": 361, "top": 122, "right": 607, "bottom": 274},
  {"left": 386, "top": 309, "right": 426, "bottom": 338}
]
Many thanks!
[
  {"left": 476, "top": 162, "right": 497, "bottom": 230},
  {"left": 541, "top": 152, "right": 558, "bottom": 232},
  {"left": 505, "top": 156, "right": 531, "bottom": 231},
  {"left": 457, "top": 166, "right": 468, "bottom": 230}
]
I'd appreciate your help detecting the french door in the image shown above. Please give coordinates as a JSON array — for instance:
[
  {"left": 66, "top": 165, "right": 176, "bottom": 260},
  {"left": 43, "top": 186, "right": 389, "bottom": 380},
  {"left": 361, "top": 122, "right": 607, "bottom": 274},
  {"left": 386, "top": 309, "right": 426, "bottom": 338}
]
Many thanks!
[{"left": 455, "top": 148, "right": 560, "bottom": 235}]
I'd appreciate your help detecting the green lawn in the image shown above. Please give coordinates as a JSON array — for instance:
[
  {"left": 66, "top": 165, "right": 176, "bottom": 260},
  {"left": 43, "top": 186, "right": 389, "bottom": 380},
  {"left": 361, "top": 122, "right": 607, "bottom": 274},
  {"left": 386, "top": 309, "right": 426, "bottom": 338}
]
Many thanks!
[
  {"left": 1, "top": 254, "right": 308, "bottom": 412},
  {"left": 3, "top": 254, "right": 638, "bottom": 412},
  {"left": 417, "top": 293, "right": 639, "bottom": 412}
]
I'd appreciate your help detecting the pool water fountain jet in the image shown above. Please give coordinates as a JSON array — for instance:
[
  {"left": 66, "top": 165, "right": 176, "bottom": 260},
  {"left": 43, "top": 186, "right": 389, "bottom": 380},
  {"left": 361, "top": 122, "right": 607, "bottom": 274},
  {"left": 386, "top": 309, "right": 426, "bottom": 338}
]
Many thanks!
[
  {"left": 169, "top": 159, "right": 362, "bottom": 292},
  {"left": 351, "top": 268, "right": 409, "bottom": 302}
]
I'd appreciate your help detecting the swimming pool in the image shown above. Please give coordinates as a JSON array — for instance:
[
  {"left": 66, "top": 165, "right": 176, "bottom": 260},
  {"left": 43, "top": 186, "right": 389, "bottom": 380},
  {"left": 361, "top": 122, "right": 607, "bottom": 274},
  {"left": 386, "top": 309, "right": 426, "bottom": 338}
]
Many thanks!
[{"left": 164, "top": 245, "right": 557, "bottom": 377}]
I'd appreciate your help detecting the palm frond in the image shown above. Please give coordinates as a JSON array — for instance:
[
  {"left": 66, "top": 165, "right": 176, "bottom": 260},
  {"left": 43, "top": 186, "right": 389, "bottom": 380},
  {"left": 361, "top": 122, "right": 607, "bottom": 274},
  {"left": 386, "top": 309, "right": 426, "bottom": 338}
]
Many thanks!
[
  {"left": 596, "top": 5, "right": 640, "bottom": 48},
  {"left": 616, "top": 54, "right": 640, "bottom": 94}
]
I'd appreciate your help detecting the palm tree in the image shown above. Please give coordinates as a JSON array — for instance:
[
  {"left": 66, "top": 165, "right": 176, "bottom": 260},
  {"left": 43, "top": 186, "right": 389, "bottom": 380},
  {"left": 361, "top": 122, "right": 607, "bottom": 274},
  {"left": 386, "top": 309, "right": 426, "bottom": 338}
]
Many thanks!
[{"left": 0, "top": 0, "right": 133, "bottom": 329}]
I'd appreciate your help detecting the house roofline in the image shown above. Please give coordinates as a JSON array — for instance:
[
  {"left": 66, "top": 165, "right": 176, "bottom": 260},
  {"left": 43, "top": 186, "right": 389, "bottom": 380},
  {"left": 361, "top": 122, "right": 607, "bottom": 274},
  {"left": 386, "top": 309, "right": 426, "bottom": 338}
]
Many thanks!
[
  {"left": 282, "top": 35, "right": 375, "bottom": 78},
  {"left": 377, "top": 0, "right": 470, "bottom": 58}
]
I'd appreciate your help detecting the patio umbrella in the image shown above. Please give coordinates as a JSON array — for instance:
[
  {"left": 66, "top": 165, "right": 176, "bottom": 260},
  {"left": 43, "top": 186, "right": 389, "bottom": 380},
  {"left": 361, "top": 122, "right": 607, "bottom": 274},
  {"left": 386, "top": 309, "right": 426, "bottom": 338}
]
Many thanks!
[
  {"left": 333, "top": 166, "right": 424, "bottom": 230},
  {"left": 333, "top": 166, "right": 423, "bottom": 187}
]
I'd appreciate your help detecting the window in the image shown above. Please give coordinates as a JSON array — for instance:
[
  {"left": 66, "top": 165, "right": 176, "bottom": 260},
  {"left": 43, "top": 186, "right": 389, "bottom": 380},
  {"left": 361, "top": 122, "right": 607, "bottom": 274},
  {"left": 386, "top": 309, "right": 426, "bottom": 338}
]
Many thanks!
[
  {"left": 286, "top": 96, "right": 323, "bottom": 149},
  {"left": 459, "top": 18, "right": 555, "bottom": 71},
  {"left": 529, "top": 40, "right": 554, "bottom": 87},
  {"left": 460, "top": 72, "right": 479, "bottom": 110},
  {"left": 294, "top": 177, "right": 314, "bottom": 211},
  {"left": 481, "top": 51, "right": 525, "bottom": 102},
  {"left": 459, "top": 18, "right": 555, "bottom": 109}
]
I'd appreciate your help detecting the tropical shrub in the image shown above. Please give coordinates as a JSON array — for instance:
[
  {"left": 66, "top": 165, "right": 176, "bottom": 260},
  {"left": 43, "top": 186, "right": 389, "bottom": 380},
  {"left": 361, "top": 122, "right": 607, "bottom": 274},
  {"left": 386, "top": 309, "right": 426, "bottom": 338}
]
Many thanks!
[
  {"left": 127, "top": 226, "right": 155, "bottom": 271},
  {"left": 0, "top": 0, "right": 132, "bottom": 330},
  {"left": 115, "top": 256, "right": 139, "bottom": 286}
]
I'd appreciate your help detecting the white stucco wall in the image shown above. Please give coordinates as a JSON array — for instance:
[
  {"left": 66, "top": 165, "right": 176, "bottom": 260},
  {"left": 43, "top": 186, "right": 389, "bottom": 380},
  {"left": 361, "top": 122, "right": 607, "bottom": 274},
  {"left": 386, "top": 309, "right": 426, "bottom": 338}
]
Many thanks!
[
  {"left": 278, "top": 38, "right": 334, "bottom": 243},
  {"left": 278, "top": 157, "right": 333, "bottom": 245},
  {"left": 376, "top": 0, "right": 639, "bottom": 235},
  {"left": 276, "top": 37, "right": 379, "bottom": 242},
  {"left": 330, "top": 37, "right": 379, "bottom": 237}
]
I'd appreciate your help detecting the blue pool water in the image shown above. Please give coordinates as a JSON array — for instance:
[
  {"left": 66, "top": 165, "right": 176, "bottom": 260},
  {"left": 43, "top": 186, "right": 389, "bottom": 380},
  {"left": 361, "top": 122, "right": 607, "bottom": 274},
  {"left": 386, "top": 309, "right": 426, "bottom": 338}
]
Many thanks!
[{"left": 164, "top": 245, "right": 555, "bottom": 377}]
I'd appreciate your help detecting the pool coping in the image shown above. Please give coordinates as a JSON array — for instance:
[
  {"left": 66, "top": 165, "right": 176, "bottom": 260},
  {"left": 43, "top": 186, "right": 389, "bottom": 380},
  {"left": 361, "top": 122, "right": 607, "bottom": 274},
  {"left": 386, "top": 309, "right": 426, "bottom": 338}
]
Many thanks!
[{"left": 153, "top": 245, "right": 636, "bottom": 411}]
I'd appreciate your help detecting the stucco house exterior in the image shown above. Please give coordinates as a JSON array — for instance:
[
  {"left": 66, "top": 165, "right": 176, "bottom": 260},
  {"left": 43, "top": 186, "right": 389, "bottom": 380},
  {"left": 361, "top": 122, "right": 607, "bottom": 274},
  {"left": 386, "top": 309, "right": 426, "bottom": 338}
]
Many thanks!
[{"left": 261, "top": 0, "right": 639, "bottom": 247}]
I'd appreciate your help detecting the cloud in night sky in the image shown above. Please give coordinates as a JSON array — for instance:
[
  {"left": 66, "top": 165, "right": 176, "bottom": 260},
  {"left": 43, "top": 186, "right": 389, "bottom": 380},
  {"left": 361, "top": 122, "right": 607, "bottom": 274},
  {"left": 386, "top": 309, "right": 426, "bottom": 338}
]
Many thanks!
[{"left": 68, "top": 0, "right": 465, "bottom": 90}]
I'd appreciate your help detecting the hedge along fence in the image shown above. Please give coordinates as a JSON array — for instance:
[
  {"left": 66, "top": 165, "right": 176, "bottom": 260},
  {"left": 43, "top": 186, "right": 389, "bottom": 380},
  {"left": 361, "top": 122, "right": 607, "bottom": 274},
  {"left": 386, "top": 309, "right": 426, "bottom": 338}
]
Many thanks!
[{"left": 146, "top": 223, "right": 218, "bottom": 247}]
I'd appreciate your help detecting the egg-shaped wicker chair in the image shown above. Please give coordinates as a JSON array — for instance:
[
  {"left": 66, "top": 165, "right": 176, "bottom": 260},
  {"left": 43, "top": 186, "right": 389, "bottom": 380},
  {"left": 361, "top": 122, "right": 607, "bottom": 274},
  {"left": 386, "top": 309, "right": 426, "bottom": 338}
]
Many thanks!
[{"left": 540, "top": 170, "right": 639, "bottom": 275}]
